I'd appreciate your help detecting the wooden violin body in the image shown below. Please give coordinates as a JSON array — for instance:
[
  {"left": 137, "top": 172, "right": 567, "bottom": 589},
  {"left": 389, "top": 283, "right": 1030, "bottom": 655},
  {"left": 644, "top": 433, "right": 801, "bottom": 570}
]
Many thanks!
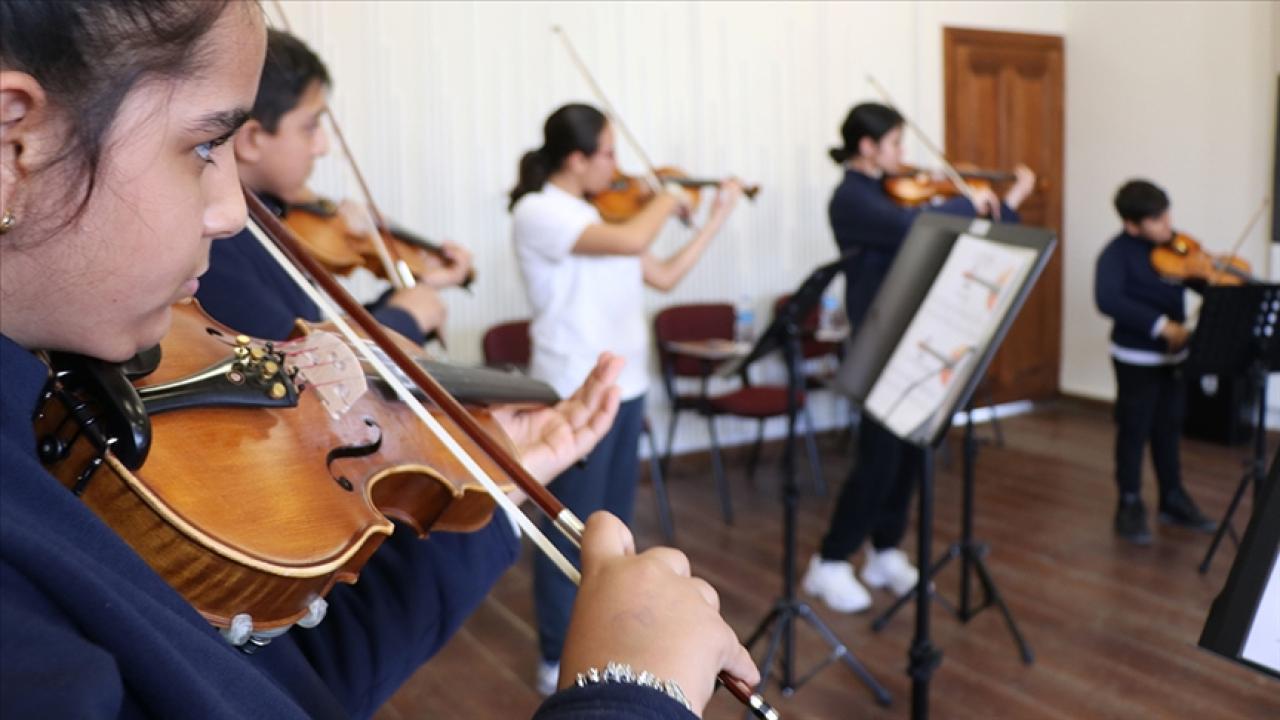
[
  {"left": 286, "top": 196, "right": 475, "bottom": 289},
  {"left": 35, "top": 301, "right": 514, "bottom": 633},
  {"left": 883, "top": 164, "right": 1025, "bottom": 207},
  {"left": 1151, "top": 232, "right": 1253, "bottom": 286},
  {"left": 591, "top": 166, "right": 760, "bottom": 223}
]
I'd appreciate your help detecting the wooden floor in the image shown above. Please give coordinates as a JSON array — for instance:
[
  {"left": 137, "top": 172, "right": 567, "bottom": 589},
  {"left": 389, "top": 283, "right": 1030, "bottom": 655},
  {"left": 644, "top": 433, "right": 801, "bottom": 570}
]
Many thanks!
[{"left": 376, "top": 398, "right": 1279, "bottom": 719}]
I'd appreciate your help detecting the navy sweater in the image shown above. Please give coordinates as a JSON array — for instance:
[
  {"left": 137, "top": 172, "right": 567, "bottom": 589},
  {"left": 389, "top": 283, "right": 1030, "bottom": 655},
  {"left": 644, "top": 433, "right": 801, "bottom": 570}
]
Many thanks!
[
  {"left": 829, "top": 169, "right": 1018, "bottom": 330},
  {"left": 0, "top": 336, "right": 693, "bottom": 719},
  {"left": 1094, "top": 231, "right": 1188, "bottom": 353},
  {"left": 196, "top": 200, "right": 423, "bottom": 344}
]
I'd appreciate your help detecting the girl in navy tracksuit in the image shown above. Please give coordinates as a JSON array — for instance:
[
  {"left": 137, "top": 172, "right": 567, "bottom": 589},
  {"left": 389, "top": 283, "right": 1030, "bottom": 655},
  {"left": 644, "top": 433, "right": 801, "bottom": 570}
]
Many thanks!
[
  {"left": 803, "top": 102, "right": 1036, "bottom": 613},
  {"left": 0, "top": 4, "right": 755, "bottom": 718}
]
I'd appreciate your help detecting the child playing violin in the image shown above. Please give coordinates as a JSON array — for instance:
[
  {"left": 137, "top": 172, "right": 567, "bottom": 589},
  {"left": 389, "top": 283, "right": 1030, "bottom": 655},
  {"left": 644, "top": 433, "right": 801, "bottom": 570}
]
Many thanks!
[
  {"left": 0, "top": 3, "right": 756, "bottom": 718},
  {"left": 803, "top": 101, "right": 1038, "bottom": 614},
  {"left": 1094, "top": 179, "right": 1216, "bottom": 545},
  {"left": 508, "top": 103, "right": 743, "bottom": 695},
  {"left": 199, "top": 29, "right": 471, "bottom": 345}
]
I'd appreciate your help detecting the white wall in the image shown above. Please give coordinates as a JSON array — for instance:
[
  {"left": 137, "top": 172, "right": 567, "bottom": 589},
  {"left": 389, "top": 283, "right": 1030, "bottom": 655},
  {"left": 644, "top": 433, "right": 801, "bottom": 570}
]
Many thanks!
[
  {"left": 1060, "top": 1, "right": 1276, "bottom": 403},
  {"left": 268, "top": 1, "right": 1274, "bottom": 448},
  {"left": 271, "top": 0, "right": 1067, "bottom": 454}
]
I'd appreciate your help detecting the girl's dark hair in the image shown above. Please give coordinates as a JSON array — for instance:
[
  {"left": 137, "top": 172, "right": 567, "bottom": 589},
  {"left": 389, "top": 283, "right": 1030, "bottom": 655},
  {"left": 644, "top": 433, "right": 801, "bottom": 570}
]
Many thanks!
[
  {"left": 508, "top": 103, "right": 607, "bottom": 211},
  {"left": 1114, "top": 179, "right": 1170, "bottom": 224},
  {"left": 254, "top": 29, "right": 330, "bottom": 133},
  {"left": 829, "top": 102, "right": 904, "bottom": 164},
  {"left": 0, "top": 0, "right": 234, "bottom": 226}
]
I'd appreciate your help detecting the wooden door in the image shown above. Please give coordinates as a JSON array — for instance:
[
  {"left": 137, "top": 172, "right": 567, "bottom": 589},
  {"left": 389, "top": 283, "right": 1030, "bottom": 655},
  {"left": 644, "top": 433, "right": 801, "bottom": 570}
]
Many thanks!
[{"left": 944, "top": 27, "right": 1064, "bottom": 404}]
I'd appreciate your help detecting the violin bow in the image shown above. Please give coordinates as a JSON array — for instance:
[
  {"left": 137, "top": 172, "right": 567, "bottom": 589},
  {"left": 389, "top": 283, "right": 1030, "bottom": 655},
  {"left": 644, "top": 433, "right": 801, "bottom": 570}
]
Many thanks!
[
  {"left": 865, "top": 74, "right": 980, "bottom": 206},
  {"left": 270, "top": 0, "right": 416, "bottom": 290},
  {"left": 243, "top": 192, "right": 778, "bottom": 720},
  {"left": 551, "top": 26, "right": 667, "bottom": 195},
  {"left": 1215, "top": 195, "right": 1271, "bottom": 277}
]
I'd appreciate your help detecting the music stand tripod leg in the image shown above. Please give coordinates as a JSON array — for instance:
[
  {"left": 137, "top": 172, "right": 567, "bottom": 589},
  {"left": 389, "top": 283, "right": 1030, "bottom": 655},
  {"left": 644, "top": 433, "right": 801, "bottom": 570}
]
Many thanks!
[
  {"left": 1199, "top": 363, "right": 1268, "bottom": 574},
  {"left": 970, "top": 553, "right": 1035, "bottom": 664},
  {"left": 744, "top": 320, "right": 891, "bottom": 708},
  {"left": 872, "top": 411, "right": 1033, "bottom": 667}
]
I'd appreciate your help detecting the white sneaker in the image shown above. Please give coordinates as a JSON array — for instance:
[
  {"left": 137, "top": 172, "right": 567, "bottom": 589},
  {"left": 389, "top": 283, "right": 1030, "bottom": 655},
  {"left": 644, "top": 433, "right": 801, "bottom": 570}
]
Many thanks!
[
  {"left": 861, "top": 547, "right": 919, "bottom": 597},
  {"left": 801, "top": 554, "right": 872, "bottom": 613},
  {"left": 536, "top": 659, "right": 560, "bottom": 697}
]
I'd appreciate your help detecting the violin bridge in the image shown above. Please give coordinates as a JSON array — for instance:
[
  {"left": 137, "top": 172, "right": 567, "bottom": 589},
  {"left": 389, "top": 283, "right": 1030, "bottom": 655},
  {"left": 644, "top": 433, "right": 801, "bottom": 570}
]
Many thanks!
[{"left": 280, "top": 331, "right": 368, "bottom": 418}]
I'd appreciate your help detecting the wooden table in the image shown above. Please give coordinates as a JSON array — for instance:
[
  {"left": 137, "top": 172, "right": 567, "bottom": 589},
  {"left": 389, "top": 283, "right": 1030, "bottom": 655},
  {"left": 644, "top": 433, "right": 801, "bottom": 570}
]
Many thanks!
[{"left": 662, "top": 338, "right": 752, "bottom": 362}]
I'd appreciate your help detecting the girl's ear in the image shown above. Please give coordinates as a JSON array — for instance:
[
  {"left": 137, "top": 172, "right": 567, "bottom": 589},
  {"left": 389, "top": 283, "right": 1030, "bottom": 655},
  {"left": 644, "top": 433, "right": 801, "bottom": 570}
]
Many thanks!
[
  {"left": 857, "top": 135, "right": 879, "bottom": 161},
  {"left": 0, "top": 71, "right": 53, "bottom": 217}
]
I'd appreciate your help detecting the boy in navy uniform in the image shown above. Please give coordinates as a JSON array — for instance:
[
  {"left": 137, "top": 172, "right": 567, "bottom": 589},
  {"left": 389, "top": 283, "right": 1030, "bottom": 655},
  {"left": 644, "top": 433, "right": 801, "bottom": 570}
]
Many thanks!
[{"left": 1094, "top": 179, "right": 1215, "bottom": 545}]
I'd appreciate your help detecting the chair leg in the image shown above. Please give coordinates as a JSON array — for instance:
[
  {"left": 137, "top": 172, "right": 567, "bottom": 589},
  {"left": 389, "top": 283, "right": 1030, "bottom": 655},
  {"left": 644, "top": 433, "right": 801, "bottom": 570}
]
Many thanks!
[
  {"left": 644, "top": 422, "right": 676, "bottom": 544},
  {"left": 990, "top": 404, "right": 1006, "bottom": 447},
  {"left": 802, "top": 406, "right": 826, "bottom": 497},
  {"left": 746, "top": 419, "right": 765, "bottom": 485},
  {"left": 705, "top": 415, "right": 734, "bottom": 525},
  {"left": 662, "top": 410, "right": 681, "bottom": 478},
  {"left": 983, "top": 385, "right": 1005, "bottom": 447}
]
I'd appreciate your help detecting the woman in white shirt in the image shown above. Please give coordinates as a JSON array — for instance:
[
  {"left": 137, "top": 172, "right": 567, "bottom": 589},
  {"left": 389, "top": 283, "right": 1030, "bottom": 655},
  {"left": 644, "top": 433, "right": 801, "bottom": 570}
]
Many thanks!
[{"left": 509, "top": 103, "right": 742, "bottom": 694}]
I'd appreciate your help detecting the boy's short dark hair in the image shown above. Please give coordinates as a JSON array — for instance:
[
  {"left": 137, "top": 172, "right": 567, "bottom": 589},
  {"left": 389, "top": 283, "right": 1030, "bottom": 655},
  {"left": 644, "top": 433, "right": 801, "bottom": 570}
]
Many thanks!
[
  {"left": 253, "top": 29, "right": 330, "bottom": 133},
  {"left": 1113, "top": 179, "right": 1170, "bottom": 224}
]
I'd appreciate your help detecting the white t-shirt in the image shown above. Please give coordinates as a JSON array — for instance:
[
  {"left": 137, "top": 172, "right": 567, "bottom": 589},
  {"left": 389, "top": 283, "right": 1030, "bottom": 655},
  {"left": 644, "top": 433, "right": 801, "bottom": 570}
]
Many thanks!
[{"left": 512, "top": 183, "right": 649, "bottom": 400}]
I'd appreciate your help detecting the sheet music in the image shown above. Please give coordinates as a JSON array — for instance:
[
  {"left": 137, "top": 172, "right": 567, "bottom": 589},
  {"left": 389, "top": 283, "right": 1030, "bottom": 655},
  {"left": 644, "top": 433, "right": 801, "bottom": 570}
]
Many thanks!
[
  {"left": 1241, "top": 551, "right": 1280, "bottom": 673},
  {"left": 864, "top": 233, "right": 1037, "bottom": 441}
]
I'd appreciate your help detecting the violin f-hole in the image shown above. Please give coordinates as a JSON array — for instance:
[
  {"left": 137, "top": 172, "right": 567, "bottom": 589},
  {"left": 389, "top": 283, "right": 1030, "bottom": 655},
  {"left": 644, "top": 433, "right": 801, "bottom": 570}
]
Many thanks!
[{"left": 325, "top": 417, "right": 382, "bottom": 492}]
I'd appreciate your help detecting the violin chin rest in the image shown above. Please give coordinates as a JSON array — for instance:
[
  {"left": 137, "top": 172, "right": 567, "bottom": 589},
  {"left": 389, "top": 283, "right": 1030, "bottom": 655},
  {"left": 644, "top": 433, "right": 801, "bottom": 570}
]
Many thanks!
[{"left": 121, "top": 344, "right": 163, "bottom": 381}]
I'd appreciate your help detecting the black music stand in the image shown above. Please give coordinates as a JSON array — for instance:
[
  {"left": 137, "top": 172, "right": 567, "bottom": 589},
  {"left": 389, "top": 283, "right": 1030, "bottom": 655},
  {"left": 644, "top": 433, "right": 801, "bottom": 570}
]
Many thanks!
[
  {"left": 831, "top": 214, "right": 1056, "bottom": 720},
  {"left": 1193, "top": 284, "right": 1280, "bottom": 574},
  {"left": 868, "top": 401, "right": 1034, "bottom": 665},
  {"left": 718, "top": 253, "right": 891, "bottom": 707},
  {"left": 1199, "top": 441, "right": 1280, "bottom": 679}
]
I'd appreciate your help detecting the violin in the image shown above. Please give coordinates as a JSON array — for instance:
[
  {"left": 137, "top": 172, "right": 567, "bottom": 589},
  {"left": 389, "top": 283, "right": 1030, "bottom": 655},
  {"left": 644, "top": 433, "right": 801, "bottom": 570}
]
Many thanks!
[
  {"left": 36, "top": 300, "right": 520, "bottom": 632},
  {"left": 549, "top": 26, "right": 759, "bottom": 227},
  {"left": 592, "top": 167, "right": 761, "bottom": 223},
  {"left": 285, "top": 194, "right": 475, "bottom": 291},
  {"left": 1150, "top": 232, "right": 1253, "bottom": 286},
  {"left": 864, "top": 75, "right": 1045, "bottom": 213},
  {"left": 35, "top": 190, "right": 777, "bottom": 716},
  {"left": 884, "top": 164, "right": 1021, "bottom": 207}
]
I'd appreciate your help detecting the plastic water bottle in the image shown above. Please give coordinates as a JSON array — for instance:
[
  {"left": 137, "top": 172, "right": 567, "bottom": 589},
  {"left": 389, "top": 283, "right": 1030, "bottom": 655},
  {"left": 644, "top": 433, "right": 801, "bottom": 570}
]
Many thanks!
[
  {"left": 734, "top": 295, "right": 756, "bottom": 344},
  {"left": 818, "top": 293, "right": 840, "bottom": 336}
]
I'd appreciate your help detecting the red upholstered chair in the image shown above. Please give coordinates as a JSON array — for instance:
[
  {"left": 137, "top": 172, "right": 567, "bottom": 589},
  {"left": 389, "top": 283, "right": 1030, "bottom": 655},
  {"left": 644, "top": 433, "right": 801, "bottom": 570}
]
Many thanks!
[
  {"left": 480, "top": 319, "right": 675, "bottom": 543},
  {"left": 654, "top": 303, "right": 822, "bottom": 525},
  {"left": 482, "top": 319, "right": 534, "bottom": 371}
]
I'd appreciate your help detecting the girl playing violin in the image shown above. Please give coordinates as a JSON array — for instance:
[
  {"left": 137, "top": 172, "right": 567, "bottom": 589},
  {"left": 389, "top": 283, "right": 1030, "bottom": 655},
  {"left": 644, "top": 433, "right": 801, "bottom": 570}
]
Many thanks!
[
  {"left": 508, "top": 103, "right": 743, "bottom": 695},
  {"left": 0, "top": 3, "right": 756, "bottom": 718},
  {"left": 203, "top": 29, "right": 472, "bottom": 344},
  {"left": 803, "top": 101, "right": 1038, "bottom": 614},
  {"left": 1094, "top": 179, "right": 1215, "bottom": 545}
]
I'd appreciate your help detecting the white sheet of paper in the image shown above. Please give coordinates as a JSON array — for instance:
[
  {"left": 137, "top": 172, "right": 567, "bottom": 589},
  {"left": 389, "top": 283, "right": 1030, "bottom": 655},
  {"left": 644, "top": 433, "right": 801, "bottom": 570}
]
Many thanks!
[
  {"left": 1241, "top": 551, "right": 1280, "bottom": 673},
  {"left": 864, "top": 233, "right": 1037, "bottom": 441}
]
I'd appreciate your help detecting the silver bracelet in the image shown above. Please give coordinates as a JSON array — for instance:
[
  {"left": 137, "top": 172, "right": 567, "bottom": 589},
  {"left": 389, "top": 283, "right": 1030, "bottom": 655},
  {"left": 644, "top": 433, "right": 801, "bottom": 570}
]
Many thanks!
[{"left": 574, "top": 661, "right": 693, "bottom": 713}]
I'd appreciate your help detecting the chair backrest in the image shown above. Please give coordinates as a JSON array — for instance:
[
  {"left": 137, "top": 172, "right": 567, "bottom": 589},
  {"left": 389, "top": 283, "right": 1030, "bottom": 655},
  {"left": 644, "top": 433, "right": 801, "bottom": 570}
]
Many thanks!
[
  {"left": 482, "top": 319, "right": 532, "bottom": 370},
  {"left": 773, "top": 293, "right": 840, "bottom": 360},
  {"left": 653, "top": 303, "right": 734, "bottom": 384}
]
